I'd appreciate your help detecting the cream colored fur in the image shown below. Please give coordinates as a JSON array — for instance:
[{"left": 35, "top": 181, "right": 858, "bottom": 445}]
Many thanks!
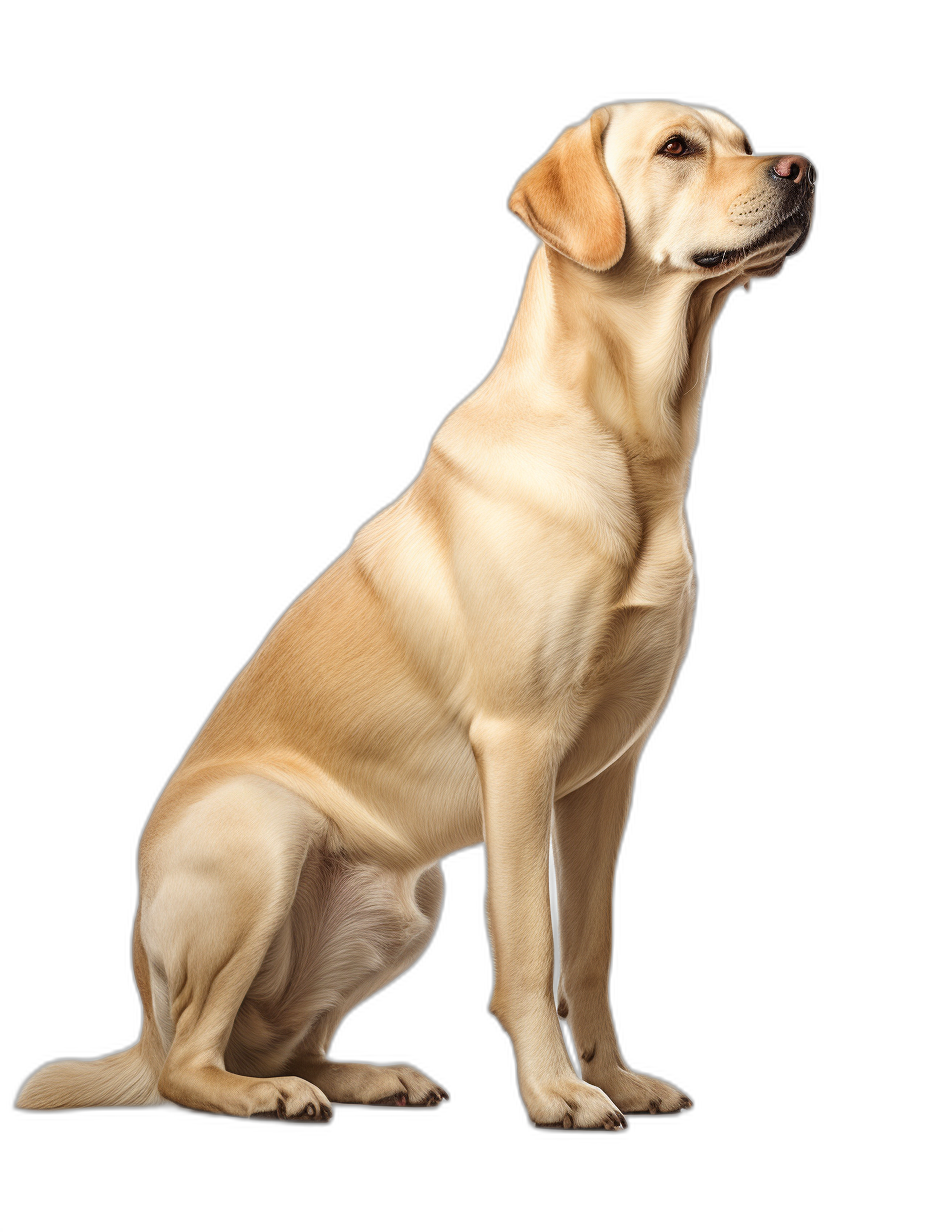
[{"left": 18, "top": 100, "right": 812, "bottom": 1128}]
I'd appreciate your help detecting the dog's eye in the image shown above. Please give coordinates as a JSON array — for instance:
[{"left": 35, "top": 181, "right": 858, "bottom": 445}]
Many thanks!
[{"left": 660, "top": 137, "right": 689, "bottom": 156}]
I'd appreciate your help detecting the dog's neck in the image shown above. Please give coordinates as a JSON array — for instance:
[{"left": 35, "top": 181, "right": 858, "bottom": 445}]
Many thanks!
[{"left": 503, "top": 246, "right": 744, "bottom": 489}]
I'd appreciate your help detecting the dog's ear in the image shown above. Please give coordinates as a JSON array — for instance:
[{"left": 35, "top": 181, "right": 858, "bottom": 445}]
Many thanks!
[{"left": 509, "top": 107, "right": 626, "bottom": 272}]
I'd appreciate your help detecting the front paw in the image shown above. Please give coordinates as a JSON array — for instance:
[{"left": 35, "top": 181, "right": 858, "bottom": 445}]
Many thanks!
[
  {"left": 523, "top": 1076, "right": 626, "bottom": 1129},
  {"left": 590, "top": 1067, "right": 692, "bottom": 1115}
]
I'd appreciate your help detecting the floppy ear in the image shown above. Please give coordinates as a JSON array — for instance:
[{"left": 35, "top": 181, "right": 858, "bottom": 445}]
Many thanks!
[{"left": 509, "top": 107, "right": 626, "bottom": 271}]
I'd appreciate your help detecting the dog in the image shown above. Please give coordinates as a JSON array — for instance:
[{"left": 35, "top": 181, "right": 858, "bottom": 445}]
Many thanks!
[{"left": 18, "top": 100, "right": 813, "bottom": 1129}]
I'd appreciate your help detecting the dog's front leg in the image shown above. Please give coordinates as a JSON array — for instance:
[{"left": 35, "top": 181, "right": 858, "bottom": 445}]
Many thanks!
[
  {"left": 553, "top": 747, "right": 692, "bottom": 1114},
  {"left": 472, "top": 718, "right": 624, "bottom": 1130}
]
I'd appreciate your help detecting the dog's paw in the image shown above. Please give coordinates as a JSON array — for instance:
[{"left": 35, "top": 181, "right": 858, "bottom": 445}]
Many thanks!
[
  {"left": 590, "top": 1068, "right": 692, "bottom": 1115},
  {"left": 385, "top": 1064, "right": 449, "bottom": 1107},
  {"left": 524, "top": 1077, "right": 626, "bottom": 1129},
  {"left": 250, "top": 1077, "right": 333, "bottom": 1121},
  {"left": 295, "top": 1059, "right": 448, "bottom": 1107}
]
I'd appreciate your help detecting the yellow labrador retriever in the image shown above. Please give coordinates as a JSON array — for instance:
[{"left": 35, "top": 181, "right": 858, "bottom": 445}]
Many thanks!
[{"left": 18, "top": 100, "right": 813, "bottom": 1129}]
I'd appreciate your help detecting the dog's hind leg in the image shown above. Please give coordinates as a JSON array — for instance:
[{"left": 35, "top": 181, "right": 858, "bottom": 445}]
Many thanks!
[
  {"left": 283, "top": 863, "right": 449, "bottom": 1107},
  {"left": 141, "top": 774, "right": 332, "bottom": 1120}
]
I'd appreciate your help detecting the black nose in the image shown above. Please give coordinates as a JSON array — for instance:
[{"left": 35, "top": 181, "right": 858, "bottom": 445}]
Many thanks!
[{"left": 771, "top": 155, "right": 815, "bottom": 186}]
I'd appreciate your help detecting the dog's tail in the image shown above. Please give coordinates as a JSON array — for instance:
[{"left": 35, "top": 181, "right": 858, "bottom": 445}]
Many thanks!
[{"left": 16, "top": 1032, "right": 163, "bottom": 1110}]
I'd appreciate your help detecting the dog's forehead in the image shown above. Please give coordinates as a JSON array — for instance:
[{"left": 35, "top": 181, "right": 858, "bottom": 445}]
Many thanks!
[
  {"left": 604, "top": 101, "right": 746, "bottom": 155},
  {"left": 693, "top": 106, "right": 748, "bottom": 147}
]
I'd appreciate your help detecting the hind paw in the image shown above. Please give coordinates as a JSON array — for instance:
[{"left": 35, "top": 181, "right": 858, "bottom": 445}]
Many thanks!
[{"left": 293, "top": 1059, "right": 448, "bottom": 1107}]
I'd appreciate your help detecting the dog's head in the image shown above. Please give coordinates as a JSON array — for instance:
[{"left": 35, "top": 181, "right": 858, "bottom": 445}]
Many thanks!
[{"left": 509, "top": 101, "right": 814, "bottom": 279}]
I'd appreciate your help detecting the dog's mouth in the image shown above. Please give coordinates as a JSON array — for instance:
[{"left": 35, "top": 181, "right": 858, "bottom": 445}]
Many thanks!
[{"left": 693, "top": 198, "right": 813, "bottom": 271}]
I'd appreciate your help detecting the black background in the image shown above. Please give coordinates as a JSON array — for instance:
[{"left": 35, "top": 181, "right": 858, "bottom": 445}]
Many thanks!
[{"left": 9, "top": 26, "right": 852, "bottom": 1182}]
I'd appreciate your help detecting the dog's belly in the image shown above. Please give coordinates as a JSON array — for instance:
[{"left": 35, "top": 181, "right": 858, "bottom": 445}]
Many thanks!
[{"left": 556, "top": 597, "right": 693, "bottom": 798}]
